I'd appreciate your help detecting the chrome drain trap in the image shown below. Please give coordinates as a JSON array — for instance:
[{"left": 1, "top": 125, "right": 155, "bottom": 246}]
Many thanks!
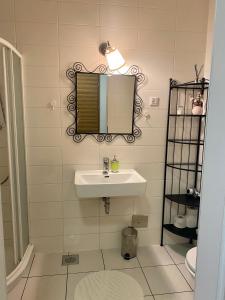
[{"left": 62, "top": 254, "right": 79, "bottom": 266}]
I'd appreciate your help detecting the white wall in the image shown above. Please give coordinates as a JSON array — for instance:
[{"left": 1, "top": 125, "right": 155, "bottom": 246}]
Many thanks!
[
  {"left": 0, "top": 0, "right": 209, "bottom": 253},
  {"left": 204, "top": 0, "right": 216, "bottom": 78}
]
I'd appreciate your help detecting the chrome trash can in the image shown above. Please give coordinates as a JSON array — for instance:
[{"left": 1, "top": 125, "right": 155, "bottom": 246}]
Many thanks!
[{"left": 121, "top": 226, "right": 138, "bottom": 260}]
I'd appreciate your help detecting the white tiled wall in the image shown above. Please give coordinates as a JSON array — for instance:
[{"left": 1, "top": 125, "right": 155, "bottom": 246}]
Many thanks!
[
  {"left": 204, "top": 0, "right": 215, "bottom": 77},
  {"left": 0, "top": 0, "right": 209, "bottom": 252}
]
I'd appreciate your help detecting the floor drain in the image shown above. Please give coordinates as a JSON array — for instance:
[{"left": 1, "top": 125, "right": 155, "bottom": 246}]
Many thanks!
[{"left": 62, "top": 254, "right": 79, "bottom": 266}]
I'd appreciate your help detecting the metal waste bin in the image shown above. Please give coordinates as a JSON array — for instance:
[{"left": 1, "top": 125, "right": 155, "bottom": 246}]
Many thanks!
[{"left": 121, "top": 226, "right": 137, "bottom": 260}]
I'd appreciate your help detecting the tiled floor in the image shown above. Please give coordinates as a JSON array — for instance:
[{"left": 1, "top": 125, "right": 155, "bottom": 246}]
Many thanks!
[{"left": 7, "top": 244, "right": 195, "bottom": 300}]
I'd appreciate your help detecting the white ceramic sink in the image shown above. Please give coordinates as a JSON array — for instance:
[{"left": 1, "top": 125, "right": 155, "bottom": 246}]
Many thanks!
[{"left": 75, "top": 169, "right": 147, "bottom": 198}]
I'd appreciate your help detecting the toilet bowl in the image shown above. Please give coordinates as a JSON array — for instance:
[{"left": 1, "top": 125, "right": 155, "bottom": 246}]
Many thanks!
[
  {"left": 74, "top": 270, "right": 144, "bottom": 300},
  {"left": 185, "top": 246, "right": 197, "bottom": 277}
]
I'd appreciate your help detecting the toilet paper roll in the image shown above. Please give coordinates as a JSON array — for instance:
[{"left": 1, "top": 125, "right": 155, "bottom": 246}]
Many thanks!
[
  {"left": 186, "top": 207, "right": 198, "bottom": 228},
  {"left": 174, "top": 215, "right": 186, "bottom": 229}
]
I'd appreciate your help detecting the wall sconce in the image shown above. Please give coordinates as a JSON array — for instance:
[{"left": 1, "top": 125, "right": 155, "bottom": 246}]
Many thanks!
[{"left": 99, "top": 41, "right": 125, "bottom": 71}]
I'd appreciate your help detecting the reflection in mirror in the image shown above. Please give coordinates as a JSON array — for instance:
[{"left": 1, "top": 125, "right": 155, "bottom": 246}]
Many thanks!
[
  {"left": 76, "top": 73, "right": 135, "bottom": 134},
  {"left": 66, "top": 63, "right": 144, "bottom": 143}
]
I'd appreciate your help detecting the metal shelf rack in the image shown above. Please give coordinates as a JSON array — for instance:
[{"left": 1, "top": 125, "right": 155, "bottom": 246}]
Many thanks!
[{"left": 160, "top": 78, "right": 209, "bottom": 245}]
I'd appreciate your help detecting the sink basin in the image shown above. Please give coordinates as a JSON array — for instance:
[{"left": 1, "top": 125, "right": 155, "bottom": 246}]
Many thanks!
[{"left": 75, "top": 169, "right": 147, "bottom": 198}]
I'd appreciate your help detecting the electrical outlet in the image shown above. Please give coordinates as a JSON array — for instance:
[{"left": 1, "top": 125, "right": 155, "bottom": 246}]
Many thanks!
[
  {"left": 150, "top": 97, "right": 160, "bottom": 107},
  {"left": 132, "top": 215, "right": 148, "bottom": 228}
]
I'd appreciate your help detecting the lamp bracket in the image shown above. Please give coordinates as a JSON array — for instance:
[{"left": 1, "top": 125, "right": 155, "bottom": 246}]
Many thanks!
[{"left": 99, "top": 42, "right": 108, "bottom": 56}]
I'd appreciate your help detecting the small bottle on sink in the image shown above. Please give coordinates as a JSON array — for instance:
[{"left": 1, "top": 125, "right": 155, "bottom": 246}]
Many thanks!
[{"left": 111, "top": 155, "right": 120, "bottom": 173}]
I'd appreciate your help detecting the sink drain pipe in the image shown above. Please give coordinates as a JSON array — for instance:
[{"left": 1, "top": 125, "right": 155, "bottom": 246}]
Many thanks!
[{"left": 102, "top": 197, "right": 110, "bottom": 214}]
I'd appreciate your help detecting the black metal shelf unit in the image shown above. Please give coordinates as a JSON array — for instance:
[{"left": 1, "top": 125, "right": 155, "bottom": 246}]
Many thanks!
[{"left": 160, "top": 78, "right": 209, "bottom": 245}]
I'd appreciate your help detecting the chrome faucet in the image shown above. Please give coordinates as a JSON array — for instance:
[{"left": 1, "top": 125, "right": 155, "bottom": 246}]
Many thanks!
[{"left": 103, "top": 157, "right": 109, "bottom": 175}]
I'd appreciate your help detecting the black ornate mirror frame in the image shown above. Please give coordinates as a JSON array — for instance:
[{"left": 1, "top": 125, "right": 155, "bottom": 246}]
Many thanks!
[{"left": 66, "top": 62, "right": 145, "bottom": 143}]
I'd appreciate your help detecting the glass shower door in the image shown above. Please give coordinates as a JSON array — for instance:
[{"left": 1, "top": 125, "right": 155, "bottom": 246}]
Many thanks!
[
  {"left": 0, "top": 123, "right": 15, "bottom": 275},
  {"left": 0, "top": 45, "right": 29, "bottom": 275},
  {"left": 11, "top": 52, "right": 29, "bottom": 255},
  {"left": 0, "top": 46, "right": 17, "bottom": 275}
]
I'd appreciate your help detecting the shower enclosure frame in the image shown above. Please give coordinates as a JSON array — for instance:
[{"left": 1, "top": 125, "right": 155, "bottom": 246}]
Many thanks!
[
  {"left": 0, "top": 37, "right": 34, "bottom": 289},
  {"left": 2, "top": 45, "right": 20, "bottom": 266}
]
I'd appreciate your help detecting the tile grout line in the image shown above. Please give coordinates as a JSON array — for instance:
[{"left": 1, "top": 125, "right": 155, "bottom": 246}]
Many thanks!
[
  {"left": 27, "top": 273, "right": 68, "bottom": 279},
  {"left": 12, "top": 0, "right": 17, "bottom": 47},
  {"left": 21, "top": 253, "right": 35, "bottom": 299},
  {"left": 136, "top": 255, "right": 155, "bottom": 299},
  {"left": 164, "top": 246, "right": 194, "bottom": 291},
  {"left": 19, "top": 248, "right": 192, "bottom": 299},
  {"left": 20, "top": 274, "right": 29, "bottom": 299},
  {"left": 153, "top": 290, "right": 194, "bottom": 296},
  {"left": 25, "top": 264, "right": 180, "bottom": 279},
  {"left": 56, "top": 0, "right": 65, "bottom": 255},
  {"left": 163, "top": 245, "right": 178, "bottom": 264},
  {"left": 174, "top": 264, "right": 194, "bottom": 292},
  {"left": 138, "top": 246, "right": 193, "bottom": 298},
  {"left": 135, "top": 263, "right": 175, "bottom": 268}
]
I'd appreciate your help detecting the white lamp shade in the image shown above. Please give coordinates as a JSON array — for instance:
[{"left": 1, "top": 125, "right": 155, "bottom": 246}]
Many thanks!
[{"left": 105, "top": 48, "right": 125, "bottom": 71}]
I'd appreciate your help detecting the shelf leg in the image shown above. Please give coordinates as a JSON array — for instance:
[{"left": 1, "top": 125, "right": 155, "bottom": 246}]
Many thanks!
[
  {"left": 160, "top": 228, "right": 164, "bottom": 246},
  {"left": 189, "top": 238, "right": 193, "bottom": 244}
]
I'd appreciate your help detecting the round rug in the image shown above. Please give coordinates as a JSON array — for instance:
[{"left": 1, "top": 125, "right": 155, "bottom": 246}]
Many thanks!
[{"left": 74, "top": 270, "right": 144, "bottom": 300}]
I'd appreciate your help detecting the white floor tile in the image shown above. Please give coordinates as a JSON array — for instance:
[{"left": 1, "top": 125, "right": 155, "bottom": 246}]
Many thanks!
[
  {"left": 102, "top": 248, "right": 140, "bottom": 270},
  {"left": 143, "top": 265, "right": 191, "bottom": 295},
  {"left": 29, "top": 253, "right": 67, "bottom": 277},
  {"left": 17, "top": 247, "right": 195, "bottom": 300},
  {"left": 7, "top": 278, "right": 27, "bottom": 300},
  {"left": 165, "top": 244, "right": 193, "bottom": 264},
  {"left": 66, "top": 273, "right": 89, "bottom": 300},
  {"left": 177, "top": 264, "right": 195, "bottom": 290},
  {"left": 22, "top": 275, "right": 67, "bottom": 300},
  {"left": 120, "top": 268, "right": 151, "bottom": 296},
  {"left": 154, "top": 292, "right": 194, "bottom": 300},
  {"left": 68, "top": 250, "right": 104, "bottom": 274},
  {"left": 138, "top": 245, "right": 174, "bottom": 267}
]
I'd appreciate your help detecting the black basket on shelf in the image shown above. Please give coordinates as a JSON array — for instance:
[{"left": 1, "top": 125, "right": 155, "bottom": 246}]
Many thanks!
[{"left": 160, "top": 78, "right": 209, "bottom": 246}]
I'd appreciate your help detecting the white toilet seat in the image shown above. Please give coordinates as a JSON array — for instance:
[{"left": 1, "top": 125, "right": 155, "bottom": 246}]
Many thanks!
[
  {"left": 74, "top": 270, "right": 144, "bottom": 300},
  {"left": 185, "top": 247, "right": 197, "bottom": 277}
]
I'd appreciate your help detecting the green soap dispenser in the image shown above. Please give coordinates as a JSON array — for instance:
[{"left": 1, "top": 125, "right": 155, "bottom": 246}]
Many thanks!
[{"left": 111, "top": 155, "right": 120, "bottom": 173}]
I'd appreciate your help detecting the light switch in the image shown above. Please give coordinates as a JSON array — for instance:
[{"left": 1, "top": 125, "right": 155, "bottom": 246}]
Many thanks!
[{"left": 150, "top": 97, "right": 160, "bottom": 107}]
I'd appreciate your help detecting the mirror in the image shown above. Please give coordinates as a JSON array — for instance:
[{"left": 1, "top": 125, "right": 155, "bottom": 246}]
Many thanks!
[
  {"left": 76, "top": 73, "right": 135, "bottom": 134},
  {"left": 66, "top": 63, "right": 145, "bottom": 143}
]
